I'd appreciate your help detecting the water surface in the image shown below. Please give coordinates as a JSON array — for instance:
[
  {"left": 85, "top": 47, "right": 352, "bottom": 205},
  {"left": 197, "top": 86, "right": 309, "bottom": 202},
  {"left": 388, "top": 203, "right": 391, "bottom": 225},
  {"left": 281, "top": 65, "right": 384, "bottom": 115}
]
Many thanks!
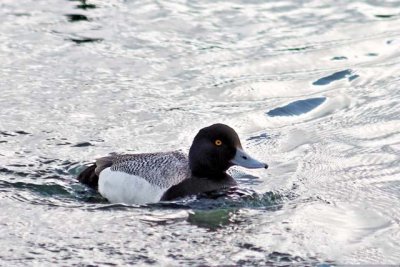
[{"left": 1, "top": 0, "right": 400, "bottom": 265}]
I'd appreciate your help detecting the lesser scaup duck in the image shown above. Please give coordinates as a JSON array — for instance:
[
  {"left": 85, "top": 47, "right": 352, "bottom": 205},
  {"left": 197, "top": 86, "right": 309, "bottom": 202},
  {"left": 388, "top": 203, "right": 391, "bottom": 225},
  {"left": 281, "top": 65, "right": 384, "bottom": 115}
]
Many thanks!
[{"left": 77, "top": 123, "right": 268, "bottom": 204}]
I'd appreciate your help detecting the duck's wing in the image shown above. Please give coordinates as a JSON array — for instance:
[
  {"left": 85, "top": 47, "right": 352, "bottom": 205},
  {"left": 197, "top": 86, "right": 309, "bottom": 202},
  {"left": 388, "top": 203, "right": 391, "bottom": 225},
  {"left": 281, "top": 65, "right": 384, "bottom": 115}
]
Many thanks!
[
  {"left": 106, "top": 151, "right": 190, "bottom": 188},
  {"left": 77, "top": 151, "right": 190, "bottom": 189}
]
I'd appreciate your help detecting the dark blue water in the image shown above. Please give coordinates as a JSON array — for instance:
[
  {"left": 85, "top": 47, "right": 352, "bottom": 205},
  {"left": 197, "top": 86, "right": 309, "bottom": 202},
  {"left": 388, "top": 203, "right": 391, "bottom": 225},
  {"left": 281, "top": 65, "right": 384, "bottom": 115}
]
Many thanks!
[
  {"left": 267, "top": 97, "right": 326, "bottom": 117},
  {"left": 1, "top": 0, "right": 400, "bottom": 265}
]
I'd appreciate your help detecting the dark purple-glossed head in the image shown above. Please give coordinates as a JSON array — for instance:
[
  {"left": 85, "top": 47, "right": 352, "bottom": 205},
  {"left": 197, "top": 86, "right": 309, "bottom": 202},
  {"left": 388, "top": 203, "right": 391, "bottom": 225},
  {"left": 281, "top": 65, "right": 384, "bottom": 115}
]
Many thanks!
[{"left": 188, "top": 123, "right": 268, "bottom": 178}]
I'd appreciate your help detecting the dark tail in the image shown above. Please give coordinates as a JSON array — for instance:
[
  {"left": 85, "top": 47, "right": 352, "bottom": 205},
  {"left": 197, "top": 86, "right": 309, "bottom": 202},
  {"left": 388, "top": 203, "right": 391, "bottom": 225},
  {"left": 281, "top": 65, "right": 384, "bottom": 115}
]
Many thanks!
[{"left": 77, "top": 164, "right": 99, "bottom": 189}]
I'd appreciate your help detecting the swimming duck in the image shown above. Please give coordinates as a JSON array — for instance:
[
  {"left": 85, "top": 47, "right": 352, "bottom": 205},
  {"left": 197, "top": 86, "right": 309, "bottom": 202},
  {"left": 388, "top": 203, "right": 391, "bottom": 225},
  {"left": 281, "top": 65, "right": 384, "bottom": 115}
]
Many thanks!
[{"left": 77, "top": 123, "right": 268, "bottom": 204}]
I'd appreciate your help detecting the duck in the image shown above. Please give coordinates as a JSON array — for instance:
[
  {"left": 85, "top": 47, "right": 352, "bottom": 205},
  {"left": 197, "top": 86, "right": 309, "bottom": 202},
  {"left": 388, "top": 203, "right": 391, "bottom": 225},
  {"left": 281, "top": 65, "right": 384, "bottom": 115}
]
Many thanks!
[{"left": 77, "top": 123, "right": 268, "bottom": 204}]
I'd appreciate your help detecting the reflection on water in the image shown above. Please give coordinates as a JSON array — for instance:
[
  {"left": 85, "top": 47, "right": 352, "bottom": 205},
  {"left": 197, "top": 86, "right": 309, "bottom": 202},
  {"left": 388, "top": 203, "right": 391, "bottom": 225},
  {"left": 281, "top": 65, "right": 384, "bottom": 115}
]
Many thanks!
[
  {"left": 267, "top": 97, "right": 326, "bottom": 117},
  {"left": 68, "top": 37, "right": 103, "bottom": 44},
  {"left": 65, "top": 14, "right": 90, "bottom": 23},
  {"left": 69, "top": 0, "right": 97, "bottom": 10},
  {"left": 0, "top": 0, "right": 400, "bottom": 265},
  {"left": 187, "top": 209, "right": 238, "bottom": 230},
  {"left": 312, "top": 70, "right": 353, "bottom": 86}
]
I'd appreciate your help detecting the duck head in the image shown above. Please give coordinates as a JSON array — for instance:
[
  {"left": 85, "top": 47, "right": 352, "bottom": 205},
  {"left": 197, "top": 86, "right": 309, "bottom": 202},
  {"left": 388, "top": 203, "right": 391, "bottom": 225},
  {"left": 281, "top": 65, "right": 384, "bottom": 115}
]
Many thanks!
[{"left": 189, "top": 123, "right": 268, "bottom": 178}]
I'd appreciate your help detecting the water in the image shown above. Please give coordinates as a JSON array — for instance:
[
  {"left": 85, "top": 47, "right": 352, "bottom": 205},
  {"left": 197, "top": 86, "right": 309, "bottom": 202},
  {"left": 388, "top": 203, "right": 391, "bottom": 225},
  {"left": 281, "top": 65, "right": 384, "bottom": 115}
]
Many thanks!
[{"left": 1, "top": 0, "right": 400, "bottom": 265}]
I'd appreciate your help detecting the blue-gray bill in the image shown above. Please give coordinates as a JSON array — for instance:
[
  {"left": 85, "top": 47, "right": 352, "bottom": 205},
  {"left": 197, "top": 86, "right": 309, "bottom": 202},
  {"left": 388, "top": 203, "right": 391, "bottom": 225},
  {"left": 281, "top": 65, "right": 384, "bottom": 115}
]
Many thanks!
[{"left": 230, "top": 148, "right": 268, "bottom": 169}]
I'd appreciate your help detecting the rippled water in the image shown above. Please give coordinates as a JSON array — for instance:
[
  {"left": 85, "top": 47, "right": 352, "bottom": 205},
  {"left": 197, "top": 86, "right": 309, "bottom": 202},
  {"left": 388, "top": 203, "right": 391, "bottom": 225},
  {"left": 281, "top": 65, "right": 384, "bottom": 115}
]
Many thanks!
[{"left": 1, "top": 0, "right": 400, "bottom": 265}]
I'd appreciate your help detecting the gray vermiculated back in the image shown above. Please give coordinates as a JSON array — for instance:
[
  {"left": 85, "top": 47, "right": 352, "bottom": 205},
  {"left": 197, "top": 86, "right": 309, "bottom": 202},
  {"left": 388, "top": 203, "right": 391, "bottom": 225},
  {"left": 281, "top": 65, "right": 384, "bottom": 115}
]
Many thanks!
[{"left": 109, "top": 151, "right": 190, "bottom": 188}]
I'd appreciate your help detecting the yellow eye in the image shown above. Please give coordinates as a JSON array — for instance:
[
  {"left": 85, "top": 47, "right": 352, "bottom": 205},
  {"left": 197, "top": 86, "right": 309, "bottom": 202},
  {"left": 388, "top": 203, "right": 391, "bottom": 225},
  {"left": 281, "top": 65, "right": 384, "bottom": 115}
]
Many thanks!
[{"left": 215, "top": 139, "right": 222, "bottom": 146}]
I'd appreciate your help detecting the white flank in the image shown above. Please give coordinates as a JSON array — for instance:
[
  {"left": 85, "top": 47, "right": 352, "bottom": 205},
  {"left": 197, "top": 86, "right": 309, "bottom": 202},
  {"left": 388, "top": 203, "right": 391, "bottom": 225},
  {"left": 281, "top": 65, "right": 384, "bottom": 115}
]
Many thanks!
[{"left": 98, "top": 167, "right": 166, "bottom": 205}]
